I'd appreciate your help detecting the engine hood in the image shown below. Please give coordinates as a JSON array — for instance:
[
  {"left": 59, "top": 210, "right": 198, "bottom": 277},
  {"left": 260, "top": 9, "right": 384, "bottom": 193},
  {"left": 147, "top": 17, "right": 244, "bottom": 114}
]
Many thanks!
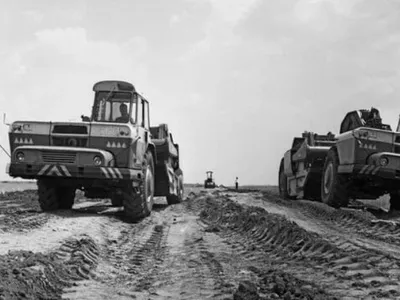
[
  {"left": 9, "top": 120, "right": 137, "bottom": 152},
  {"left": 10, "top": 120, "right": 136, "bottom": 137}
]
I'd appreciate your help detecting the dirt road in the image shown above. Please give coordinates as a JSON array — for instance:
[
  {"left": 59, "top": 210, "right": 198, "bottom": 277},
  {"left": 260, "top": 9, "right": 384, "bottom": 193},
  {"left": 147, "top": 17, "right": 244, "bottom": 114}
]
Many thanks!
[{"left": 0, "top": 187, "right": 400, "bottom": 299}]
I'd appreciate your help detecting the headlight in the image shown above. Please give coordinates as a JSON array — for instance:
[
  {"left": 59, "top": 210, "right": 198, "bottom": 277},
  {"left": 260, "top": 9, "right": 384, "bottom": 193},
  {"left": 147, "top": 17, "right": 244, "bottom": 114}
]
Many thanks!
[
  {"left": 379, "top": 157, "right": 389, "bottom": 166},
  {"left": 16, "top": 152, "right": 25, "bottom": 162},
  {"left": 93, "top": 156, "right": 103, "bottom": 166}
]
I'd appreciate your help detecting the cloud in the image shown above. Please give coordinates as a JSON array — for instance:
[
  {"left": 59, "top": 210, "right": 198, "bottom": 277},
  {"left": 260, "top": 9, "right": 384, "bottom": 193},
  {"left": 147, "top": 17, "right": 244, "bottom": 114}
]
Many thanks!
[
  {"left": 179, "top": 0, "right": 260, "bottom": 61},
  {"left": 21, "top": 10, "right": 44, "bottom": 23},
  {"left": 207, "top": 0, "right": 261, "bottom": 24},
  {"left": 1, "top": 52, "right": 27, "bottom": 79},
  {"left": 34, "top": 27, "right": 148, "bottom": 68},
  {"left": 170, "top": 14, "right": 181, "bottom": 25}
]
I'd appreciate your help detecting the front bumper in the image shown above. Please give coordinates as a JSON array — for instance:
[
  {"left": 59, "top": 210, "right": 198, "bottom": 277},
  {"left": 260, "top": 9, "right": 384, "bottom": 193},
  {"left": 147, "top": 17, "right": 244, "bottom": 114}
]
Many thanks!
[
  {"left": 8, "top": 162, "right": 143, "bottom": 182},
  {"left": 338, "top": 152, "right": 400, "bottom": 179}
]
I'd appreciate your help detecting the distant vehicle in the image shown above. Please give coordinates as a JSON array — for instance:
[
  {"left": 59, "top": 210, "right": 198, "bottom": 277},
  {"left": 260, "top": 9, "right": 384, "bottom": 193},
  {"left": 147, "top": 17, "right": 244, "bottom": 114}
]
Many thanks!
[
  {"left": 279, "top": 107, "right": 400, "bottom": 211},
  {"left": 204, "top": 171, "right": 216, "bottom": 189},
  {"left": 6, "top": 80, "right": 184, "bottom": 221}
]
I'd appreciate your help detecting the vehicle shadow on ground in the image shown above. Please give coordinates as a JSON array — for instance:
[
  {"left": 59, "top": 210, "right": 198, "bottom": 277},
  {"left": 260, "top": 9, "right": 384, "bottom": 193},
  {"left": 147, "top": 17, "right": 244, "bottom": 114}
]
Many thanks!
[{"left": 47, "top": 198, "right": 170, "bottom": 223}]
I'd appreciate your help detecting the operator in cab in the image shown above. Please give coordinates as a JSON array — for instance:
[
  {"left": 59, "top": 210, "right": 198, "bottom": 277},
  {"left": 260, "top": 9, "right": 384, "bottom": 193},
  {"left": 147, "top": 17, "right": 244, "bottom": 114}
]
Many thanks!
[
  {"left": 115, "top": 103, "right": 134, "bottom": 123},
  {"left": 365, "top": 107, "right": 392, "bottom": 131}
]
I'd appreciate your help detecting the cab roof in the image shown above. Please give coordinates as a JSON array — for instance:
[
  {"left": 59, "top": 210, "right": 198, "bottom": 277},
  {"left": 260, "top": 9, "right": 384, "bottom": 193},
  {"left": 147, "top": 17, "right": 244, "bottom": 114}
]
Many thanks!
[{"left": 93, "top": 80, "right": 136, "bottom": 92}]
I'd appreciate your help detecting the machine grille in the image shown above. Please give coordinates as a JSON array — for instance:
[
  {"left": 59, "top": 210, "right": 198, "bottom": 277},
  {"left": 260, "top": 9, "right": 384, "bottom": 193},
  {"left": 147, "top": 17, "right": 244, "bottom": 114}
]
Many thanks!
[
  {"left": 41, "top": 151, "right": 76, "bottom": 164},
  {"left": 52, "top": 125, "right": 88, "bottom": 134}
]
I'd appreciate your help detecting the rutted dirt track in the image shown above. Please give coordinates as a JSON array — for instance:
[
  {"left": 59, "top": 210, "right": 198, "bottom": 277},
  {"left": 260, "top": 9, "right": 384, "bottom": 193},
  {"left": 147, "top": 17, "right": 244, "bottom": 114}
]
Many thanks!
[{"left": 1, "top": 187, "right": 400, "bottom": 299}]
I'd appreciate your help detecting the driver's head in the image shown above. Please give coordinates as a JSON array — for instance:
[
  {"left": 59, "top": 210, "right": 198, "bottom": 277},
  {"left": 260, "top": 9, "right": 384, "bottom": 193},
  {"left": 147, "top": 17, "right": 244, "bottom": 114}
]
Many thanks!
[
  {"left": 370, "top": 107, "right": 381, "bottom": 122},
  {"left": 120, "top": 103, "right": 128, "bottom": 115}
]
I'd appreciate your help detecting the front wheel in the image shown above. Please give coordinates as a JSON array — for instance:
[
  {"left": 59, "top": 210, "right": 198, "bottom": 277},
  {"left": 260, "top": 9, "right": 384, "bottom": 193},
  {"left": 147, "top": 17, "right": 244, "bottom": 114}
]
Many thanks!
[
  {"left": 321, "top": 149, "right": 349, "bottom": 208},
  {"left": 37, "top": 180, "right": 75, "bottom": 210},
  {"left": 279, "top": 158, "right": 296, "bottom": 200},
  {"left": 123, "top": 151, "right": 155, "bottom": 221}
]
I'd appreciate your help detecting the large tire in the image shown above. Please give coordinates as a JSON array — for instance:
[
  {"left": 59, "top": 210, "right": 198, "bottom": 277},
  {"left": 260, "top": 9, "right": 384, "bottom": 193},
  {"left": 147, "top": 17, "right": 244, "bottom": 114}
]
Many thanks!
[
  {"left": 110, "top": 192, "right": 123, "bottom": 207},
  {"left": 279, "top": 158, "right": 296, "bottom": 200},
  {"left": 37, "top": 180, "right": 75, "bottom": 210},
  {"left": 389, "top": 192, "right": 400, "bottom": 211},
  {"left": 38, "top": 179, "right": 59, "bottom": 211},
  {"left": 304, "top": 176, "right": 322, "bottom": 201},
  {"left": 321, "top": 149, "right": 349, "bottom": 208},
  {"left": 123, "top": 151, "right": 155, "bottom": 221},
  {"left": 167, "top": 172, "right": 184, "bottom": 205},
  {"left": 58, "top": 187, "right": 76, "bottom": 209}
]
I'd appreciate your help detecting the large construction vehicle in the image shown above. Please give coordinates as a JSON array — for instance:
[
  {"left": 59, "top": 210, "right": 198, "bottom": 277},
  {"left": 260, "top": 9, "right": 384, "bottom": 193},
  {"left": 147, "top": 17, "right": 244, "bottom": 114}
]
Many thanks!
[
  {"left": 6, "top": 80, "right": 184, "bottom": 221},
  {"left": 279, "top": 107, "right": 400, "bottom": 210},
  {"left": 204, "top": 171, "right": 216, "bottom": 189}
]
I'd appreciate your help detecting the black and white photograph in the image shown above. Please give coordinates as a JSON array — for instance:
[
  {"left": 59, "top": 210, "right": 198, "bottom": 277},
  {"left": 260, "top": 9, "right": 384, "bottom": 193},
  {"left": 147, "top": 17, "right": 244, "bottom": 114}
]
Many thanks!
[{"left": 1, "top": 0, "right": 400, "bottom": 299}]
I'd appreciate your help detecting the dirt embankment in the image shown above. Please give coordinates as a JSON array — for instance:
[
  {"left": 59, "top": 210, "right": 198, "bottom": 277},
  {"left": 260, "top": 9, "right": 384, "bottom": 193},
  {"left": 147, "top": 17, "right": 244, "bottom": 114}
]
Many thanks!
[{"left": 0, "top": 188, "right": 400, "bottom": 299}]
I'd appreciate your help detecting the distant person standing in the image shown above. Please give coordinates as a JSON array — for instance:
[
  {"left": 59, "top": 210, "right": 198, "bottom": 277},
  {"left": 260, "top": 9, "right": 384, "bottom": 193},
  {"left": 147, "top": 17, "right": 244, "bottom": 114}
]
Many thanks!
[{"left": 235, "top": 177, "right": 239, "bottom": 190}]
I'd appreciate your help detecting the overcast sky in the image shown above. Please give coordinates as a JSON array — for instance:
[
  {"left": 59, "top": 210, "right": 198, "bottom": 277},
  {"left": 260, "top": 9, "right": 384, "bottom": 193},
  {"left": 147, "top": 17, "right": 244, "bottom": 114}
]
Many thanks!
[{"left": 1, "top": 0, "right": 400, "bottom": 185}]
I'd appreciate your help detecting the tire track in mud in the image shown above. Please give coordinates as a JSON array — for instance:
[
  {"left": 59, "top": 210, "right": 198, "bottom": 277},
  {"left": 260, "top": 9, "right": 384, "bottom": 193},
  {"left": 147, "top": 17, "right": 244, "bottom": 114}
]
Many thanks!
[
  {"left": 226, "top": 190, "right": 400, "bottom": 259},
  {"left": 150, "top": 198, "right": 330, "bottom": 300},
  {"left": 251, "top": 190, "right": 400, "bottom": 258},
  {"left": 144, "top": 203, "right": 238, "bottom": 300},
  {"left": 0, "top": 190, "right": 110, "bottom": 234},
  {"left": 259, "top": 190, "right": 400, "bottom": 247},
  {"left": 0, "top": 234, "right": 99, "bottom": 300},
  {"left": 109, "top": 218, "right": 169, "bottom": 289},
  {"left": 64, "top": 206, "right": 172, "bottom": 299},
  {"left": 192, "top": 194, "right": 400, "bottom": 299},
  {"left": 0, "top": 190, "right": 51, "bottom": 232},
  {"left": 0, "top": 211, "right": 50, "bottom": 233},
  {"left": 131, "top": 224, "right": 168, "bottom": 291}
]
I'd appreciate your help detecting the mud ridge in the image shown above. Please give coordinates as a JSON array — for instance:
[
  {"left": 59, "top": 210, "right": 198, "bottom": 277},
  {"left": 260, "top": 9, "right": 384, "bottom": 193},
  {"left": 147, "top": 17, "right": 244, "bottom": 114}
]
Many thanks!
[
  {"left": 233, "top": 266, "right": 332, "bottom": 300},
  {"left": 0, "top": 234, "right": 99, "bottom": 300},
  {"left": 196, "top": 195, "right": 400, "bottom": 298},
  {"left": 260, "top": 191, "right": 400, "bottom": 246}
]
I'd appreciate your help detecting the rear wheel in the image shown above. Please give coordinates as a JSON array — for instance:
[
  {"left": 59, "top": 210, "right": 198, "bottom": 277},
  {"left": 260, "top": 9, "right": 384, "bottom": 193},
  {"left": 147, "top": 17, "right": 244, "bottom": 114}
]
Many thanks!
[
  {"left": 321, "top": 149, "right": 349, "bottom": 208},
  {"left": 123, "top": 151, "right": 155, "bottom": 221},
  {"left": 279, "top": 159, "right": 296, "bottom": 200},
  {"left": 167, "top": 172, "right": 184, "bottom": 205}
]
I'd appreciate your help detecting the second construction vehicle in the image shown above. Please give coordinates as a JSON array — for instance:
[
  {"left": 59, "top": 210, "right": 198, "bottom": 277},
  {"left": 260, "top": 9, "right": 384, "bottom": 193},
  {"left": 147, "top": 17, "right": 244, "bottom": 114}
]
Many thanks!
[
  {"left": 279, "top": 107, "right": 400, "bottom": 210},
  {"left": 204, "top": 171, "right": 216, "bottom": 189},
  {"left": 6, "top": 80, "right": 184, "bottom": 221}
]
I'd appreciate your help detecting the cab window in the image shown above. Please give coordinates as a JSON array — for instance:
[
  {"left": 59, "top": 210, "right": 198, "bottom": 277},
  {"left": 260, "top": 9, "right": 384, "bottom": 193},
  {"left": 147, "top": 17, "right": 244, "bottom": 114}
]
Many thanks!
[{"left": 93, "top": 91, "right": 136, "bottom": 123}]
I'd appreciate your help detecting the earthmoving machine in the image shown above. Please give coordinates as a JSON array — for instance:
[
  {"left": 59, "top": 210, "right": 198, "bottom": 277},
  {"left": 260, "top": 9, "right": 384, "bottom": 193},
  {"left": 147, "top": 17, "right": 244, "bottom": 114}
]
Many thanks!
[
  {"left": 204, "top": 171, "right": 216, "bottom": 188},
  {"left": 279, "top": 107, "right": 400, "bottom": 211},
  {"left": 6, "top": 80, "right": 184, "bottom": 221}
]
